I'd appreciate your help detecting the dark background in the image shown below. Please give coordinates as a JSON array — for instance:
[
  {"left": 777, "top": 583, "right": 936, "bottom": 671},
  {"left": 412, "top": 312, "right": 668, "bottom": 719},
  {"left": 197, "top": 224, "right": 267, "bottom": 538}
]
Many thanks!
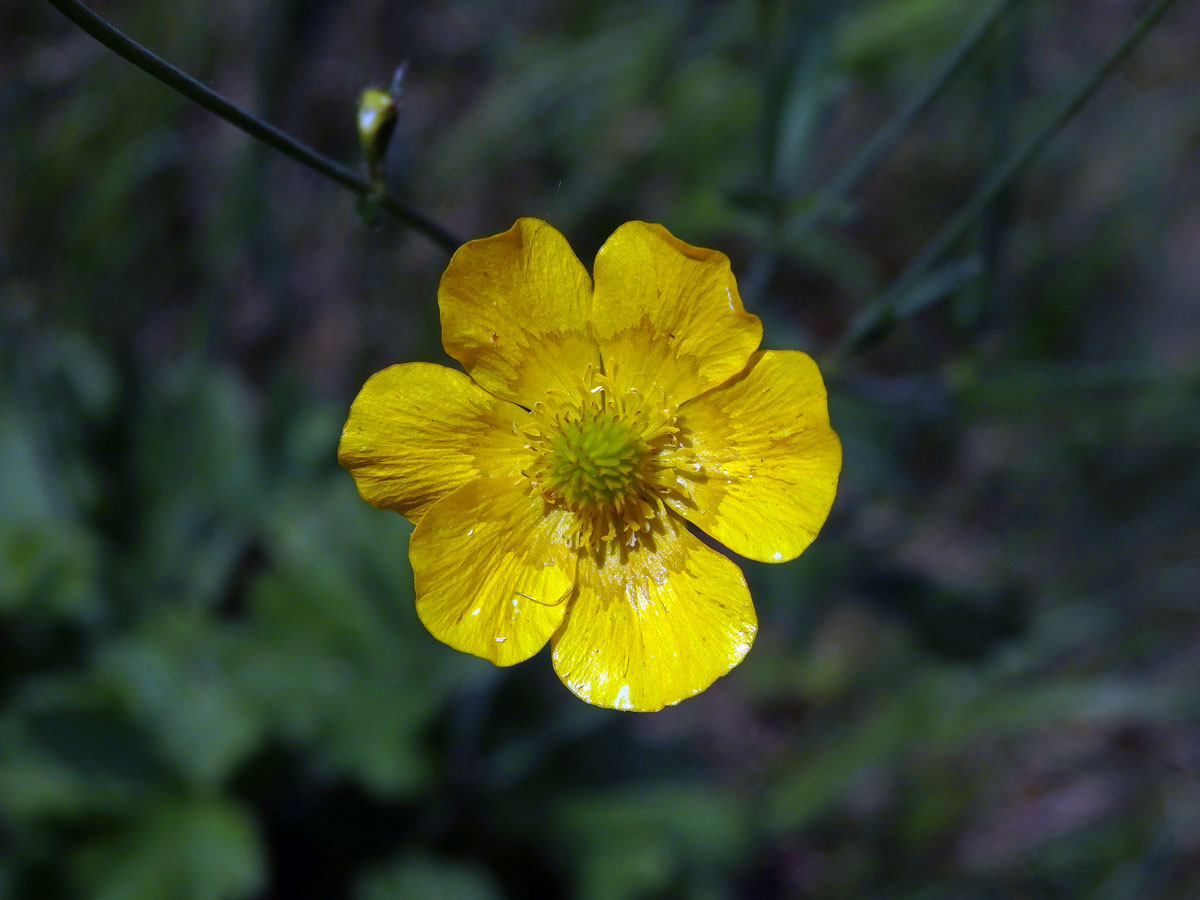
[{"left": 3, "top": 0, "right": 1199, "bottom": 897}]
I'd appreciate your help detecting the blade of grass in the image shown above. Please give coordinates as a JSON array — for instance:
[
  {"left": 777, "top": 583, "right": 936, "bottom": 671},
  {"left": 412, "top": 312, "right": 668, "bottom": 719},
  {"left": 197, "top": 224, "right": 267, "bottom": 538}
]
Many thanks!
[
  {"left": 45, "top": 0, "right": 462, "bottom": 253},
  {"left": 762, "top": 0, "right": 843, "bottom": 198},
  {"left": 749, "top": 0, "right": 1018, "bottom": 308},
  {"left": 797, "top": 0, "right": 1024, "bottom": 233},
  {"left": 764, "top": 669, "right": 1191, "bottom": 834},
  {"left": 834, "top": 0, "right": 1185, "bottom": 360},
  {"left": 957, "top": 2, "right": 1026, "bottom": 331}
]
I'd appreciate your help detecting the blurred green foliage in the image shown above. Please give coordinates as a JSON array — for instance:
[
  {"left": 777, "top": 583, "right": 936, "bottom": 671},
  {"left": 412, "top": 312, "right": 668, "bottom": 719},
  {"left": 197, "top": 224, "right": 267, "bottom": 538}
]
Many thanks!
[{"left": 4, "top": 0, "right": 1200, "bottom": 897}]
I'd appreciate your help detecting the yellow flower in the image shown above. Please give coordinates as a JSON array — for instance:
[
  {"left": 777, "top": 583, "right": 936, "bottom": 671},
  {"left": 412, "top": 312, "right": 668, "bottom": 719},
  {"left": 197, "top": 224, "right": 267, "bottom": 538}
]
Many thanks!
[{"left": 339, "top": 219, "right": 841, "bottom": 711}]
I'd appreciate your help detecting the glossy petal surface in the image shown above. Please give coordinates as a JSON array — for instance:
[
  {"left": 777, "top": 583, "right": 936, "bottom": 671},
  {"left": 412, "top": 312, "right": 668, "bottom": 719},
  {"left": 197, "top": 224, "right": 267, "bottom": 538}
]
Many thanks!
[
  {"left": 439, "top": 218, "right": 600, "bottom": 407},
  {"left": 591, "top": 221, "right": 762, "bottom": 405},
  {"left": 340, "top": 220, "right": 842, "bottom": 708},
  {"left": 338, "top": 363, "right": 530, "bottom": 522},
  {"left": 551, "top": 515, "right": 757, "bottom": 711},
  {"left": 669, "top": 350, "right": 841, "bottom": 563},
  {"left": 411, "top": 478, "right": 577, "bottom": 666}
]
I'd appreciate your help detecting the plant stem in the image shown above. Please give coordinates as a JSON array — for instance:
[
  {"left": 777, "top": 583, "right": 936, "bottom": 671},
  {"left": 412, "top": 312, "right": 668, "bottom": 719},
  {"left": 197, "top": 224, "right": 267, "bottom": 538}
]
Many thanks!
[
  {"left": 802, "top": 0, "right": 1022, "bottom": 232},
  {"left": 753, "top": 1, "right": 1019, "bottom": 307},
  {"left": 45, "top": 0, "right": 462, "bottom": 253},
  {"left": 835, "top": 0, "right": 1184, "bottom": 359}
]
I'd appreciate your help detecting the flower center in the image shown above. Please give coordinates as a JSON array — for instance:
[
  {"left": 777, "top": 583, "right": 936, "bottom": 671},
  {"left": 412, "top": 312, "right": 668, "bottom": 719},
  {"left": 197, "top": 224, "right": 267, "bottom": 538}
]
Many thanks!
[
  {"left": 545, "top": 408, "right": 650, "bottom": 512},
  {"left": 521, "top": 371, "right": 691, "bottom": 549}
]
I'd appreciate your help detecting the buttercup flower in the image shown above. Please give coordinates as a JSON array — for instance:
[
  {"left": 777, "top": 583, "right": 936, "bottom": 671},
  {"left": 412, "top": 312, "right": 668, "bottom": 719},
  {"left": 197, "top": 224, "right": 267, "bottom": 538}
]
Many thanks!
[{"left": 339, "top": 219, "right": 841, "bottom": 711}]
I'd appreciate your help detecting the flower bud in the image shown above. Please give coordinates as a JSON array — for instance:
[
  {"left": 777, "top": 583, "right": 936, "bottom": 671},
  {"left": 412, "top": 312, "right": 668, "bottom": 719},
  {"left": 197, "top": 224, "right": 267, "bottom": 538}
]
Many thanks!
[{"left": 357, "top": 88, "right": 398, "bottom": 180}]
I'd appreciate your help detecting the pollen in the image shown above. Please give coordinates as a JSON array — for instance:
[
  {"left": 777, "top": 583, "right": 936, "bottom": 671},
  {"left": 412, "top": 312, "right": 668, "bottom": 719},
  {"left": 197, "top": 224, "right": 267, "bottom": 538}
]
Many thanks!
[{"left": 521, "top": 370, "right": 689, "bottom": 549}]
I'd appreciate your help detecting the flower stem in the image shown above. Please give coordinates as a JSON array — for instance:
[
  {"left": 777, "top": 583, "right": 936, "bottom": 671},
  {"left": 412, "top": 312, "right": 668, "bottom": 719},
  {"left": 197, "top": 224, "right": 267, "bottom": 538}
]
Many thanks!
[
  {"left": 745, "top": 1, "right": 1020, "bottom": 306},
  {"left": 800, "top": 0, "right": 1024, "bottom": 233},
  {"left": 45, "top": 0, "right": 462, "bottom": 253},
  {"left": 835, "top": 0, "right": 1184, "bottom": 359}
]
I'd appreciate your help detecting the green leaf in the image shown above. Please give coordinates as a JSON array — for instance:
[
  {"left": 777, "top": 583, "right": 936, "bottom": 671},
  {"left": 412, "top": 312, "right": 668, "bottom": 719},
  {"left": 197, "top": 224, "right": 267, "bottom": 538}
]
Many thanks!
[
  {"left": 231, "top": 475, "right": 455, "bottom": 796},
  {"left": 99, "top": 611, "right": 261, "bottom": 788},
  {"left": 355, "top": 853, "right": 502, "bottom": 900},
  {"left": 130, "top": 364, "right": 261, "bottom": 610},
  {"left": 765, "top": 669, "right": 1191, "bottom": 834},
  {"left": 0, "top": 692, "right": 160, "bottom": 821},
  {"left": 839, "top": 0, "right": 980, "bottom": 73},
  {"left": 553, "top": 785, "right": 750, "bottom": 900},
  {"left": 0, "top": 402, "right": 101, "bottom": 620},
  {"left": 71, "top": 795, "right": 264, "bottom": 900}
]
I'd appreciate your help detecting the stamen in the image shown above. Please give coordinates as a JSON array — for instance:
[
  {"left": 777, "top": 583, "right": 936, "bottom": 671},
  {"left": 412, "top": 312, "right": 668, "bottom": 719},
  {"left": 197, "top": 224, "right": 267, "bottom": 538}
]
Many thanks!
[
  {"left": 513, "top": 588, "right": 571, "bottom": 607},
  {"left": 520, "top": 370, "right": 691, "bottom": 549}
]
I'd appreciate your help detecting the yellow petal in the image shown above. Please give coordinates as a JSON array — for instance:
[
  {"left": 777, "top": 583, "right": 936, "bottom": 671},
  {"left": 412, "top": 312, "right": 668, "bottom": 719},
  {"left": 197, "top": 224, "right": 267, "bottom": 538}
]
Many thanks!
[
  {"left": 411, "top": 478, "right": 577, "bottom": 666},
  {"left": 591, "top": 221, "right": 762, "bottom": 405},
  {"left": 669, "top": 350, "right": 841, "bottom": 563},
  {"left": 551, "top": 515, "right": 756, "bottom": 711},
  {"left": 338, "top": 363, "right": 530, "bottom": 523},
  {"left": 438, "top": 218, "right": 600, "bottom": 407}
]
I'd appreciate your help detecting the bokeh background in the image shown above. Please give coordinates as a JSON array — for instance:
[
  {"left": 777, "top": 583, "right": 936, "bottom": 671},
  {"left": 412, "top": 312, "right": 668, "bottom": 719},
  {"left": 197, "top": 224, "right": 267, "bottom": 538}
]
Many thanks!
[{"left": 5, "top": 0, "right": 1200, "bottom": 897}]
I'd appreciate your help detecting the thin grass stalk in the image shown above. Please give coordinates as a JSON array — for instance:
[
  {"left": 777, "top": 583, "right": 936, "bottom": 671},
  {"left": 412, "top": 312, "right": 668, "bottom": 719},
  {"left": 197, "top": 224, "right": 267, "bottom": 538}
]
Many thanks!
[
  {"left": 835, "top": 0, "right": 1185, "bottom": 359},
  {"left": 45, "top": 0, "right": 462, "bottom": 253}
]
